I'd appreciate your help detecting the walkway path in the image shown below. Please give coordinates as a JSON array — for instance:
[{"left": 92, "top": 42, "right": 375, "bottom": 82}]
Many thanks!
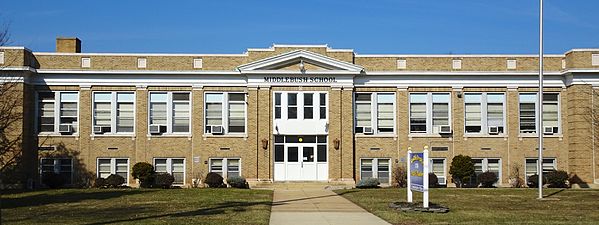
[{"left": 269, "top": 183, "right": 390, "bottom": 225}]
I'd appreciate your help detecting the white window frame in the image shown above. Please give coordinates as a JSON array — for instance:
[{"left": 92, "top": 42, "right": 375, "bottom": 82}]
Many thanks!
[
  {"left": 464, "top": 93, "right": 506, "bottom": 135},
  {"left": 96, "top": 158, "right": 130, "bottom": 184},
  {"left": 525, "top": 158, "right": 557, "bottom": 179},
  {"left": 429, "top": 158, "right": 447, "bottom": 185},
  {"left": 272, "top": 91, "right": 328, "bottom": 121},
  {"left": 518, "top": 93, "right": 561, "bottom": 135},
  {"left": 204, "top": 92, "right": 247, "bottom": 135},
  {"left": 40, "top": 157, "right": 73, "bottom": 184},
  {"left": 354, "top": 92, "right": 396, "bottom": 135},
  {"left": 359, "top": 158, "right": 392, "bottom": 184},
  {"left": 409, "top": 92, "right": 452, "bottom": 134},
  {"left": 471, "top": 158, "right": 502, "bottom": 185},
  {"left": 153, "top": 158, "right": 186, "bottom": 186},
  {"left": 92, "top": 91, "right": 136, "bottom": 135},
  {"left": 36, "top": 91, "right": 80, "bottom": 135},
  {"left": 208, "top": 158, "right": 241, "bottom": 179},
  {"left": 148, "top": 92, "right": 191, "bottom": 135}
]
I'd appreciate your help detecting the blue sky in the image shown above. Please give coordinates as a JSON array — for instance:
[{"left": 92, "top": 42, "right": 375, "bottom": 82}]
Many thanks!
[{"left": 2, "top": 0, "right": 598, "bottom": 54}]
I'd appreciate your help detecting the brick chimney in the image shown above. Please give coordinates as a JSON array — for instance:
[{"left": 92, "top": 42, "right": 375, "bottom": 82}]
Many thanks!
[{"left": 56, "top": 37, "right": 81, "bottom": 53}]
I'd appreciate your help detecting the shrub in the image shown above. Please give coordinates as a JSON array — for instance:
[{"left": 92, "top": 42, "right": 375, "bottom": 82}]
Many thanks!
[
  {"left": 105, "top": 174, "right": 126, "bottom": 188},
  {"left": 154, "top": 173, "right": 175, "bottom": 189},
  {"left": 227, "top": 176, "right": 249, "bottom": 189},
  {"left": 42, "top": 172, "right": 66, "bottom": 188},
  {"left": 527, "top": 174, "right": 547, "bottom": 188},
  {"left": 429, "top": 173, "right": 439, "bottom": 188},
  {"left": 205, "top": 172, "right": 225, "bottom": 188},
  {"left": 356, "top": 177, "right": 380, "bottom": 188},
  {"left": 132, "top": 162, "right": 155, "bottom": 188},
  {"left": 478, "top": 171, "right": 498, "bottom": 188},
  {"left": 509, "top": 163, "right": 525, "bottom": 188},
  {"left": 392, "top": 165, "right": 408, "bottom": 188},
  {"left": 546, "top": 170, "right": 569, "bottom": 188},
  {"left": 449, "top": 155, "right": 475, "bottom": 188},
  {"left": 94, "top": 178, "right": 107, "bottom": 188}
]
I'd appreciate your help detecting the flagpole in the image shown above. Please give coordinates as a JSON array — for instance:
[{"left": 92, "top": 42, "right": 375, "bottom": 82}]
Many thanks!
[{"left": 538, "top": 0, "right": 544, "bottom": 199}]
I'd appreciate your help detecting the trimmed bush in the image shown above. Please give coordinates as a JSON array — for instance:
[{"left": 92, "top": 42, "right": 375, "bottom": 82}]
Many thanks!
[
  {"left": 429, "top": 173, "right": 439, "bottom": 188},
  {"left": 42, "top": 172, "right": 66, "bottom": 189},
  {"left": 94, "top": 178, "right": 107, "bottom": 188},
  {"left": 205, "top": 172, "right": 225, "bottom": 188},
  {"left": 546, "top": 170, "right": 569, "bottom": 188},
  {"left": 478, "top": 171, "right": 498, "bottom": 188},
  {"left": 392, "top": 165, "right": 408, "bottom": 188},
  {"left": 105, "top": 174, "right": 126, "bottom": 188},
  {"left": 227, "top": 176, "right": 249, "bottom": 189},
  {"left": 527, "top": 174, "right": 547, "bottom": 188},
  {"left": 449, "top": 155, "right": 475, "bottom": 188},
  {"left": 356, "top": 177, "right": 380, "bottom": 188},
  {"left": 132, "top": 162, "right": 155, "bottom": 188},
  {"left": 154, "top": 173, "right": 175, "bottom": 189}
]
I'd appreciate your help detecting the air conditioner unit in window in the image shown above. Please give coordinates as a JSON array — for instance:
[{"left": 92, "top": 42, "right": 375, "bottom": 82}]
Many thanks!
[
  {"left": 439, "top": 125, "right": 452, "bottom": 134},
  {"left": 211, "top": 125, "right": 224, "bottom": 135},
  {"left": 363, "top": 127, "right": 374, "bottom": 134},
  {"left": 488, "top": 126, "right": 499, "bottom": 135},
  {"left": 58, "top": 124, "right": 72, "bottom": 134},
  {"left": 149, "top": 125, "right": 165, "bottom": 134},
  {"left": 438, "top": 177, "right": 446, "bottom": 185},
  {"left": 93, "top": 126, "right": 109, "bottom": 134},
  {"left": 543, "top": 126, "right": 556, "bottom": 135}
]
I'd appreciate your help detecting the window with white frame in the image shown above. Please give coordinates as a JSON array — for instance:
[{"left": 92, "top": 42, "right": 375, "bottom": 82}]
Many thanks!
[
  {"left": 40, "top": 158, "right": 73, "bottom": 184},
  {"left": 274, "top": 92, "right": 327, "bottom": 120},
  {"left": 149, "top": 92, "right": 190, "bottom": 134},
  {"left": 471, "top": 158, "right": 501, "bottom": 186},
  {"left": 429, "top": 158, "right": 446, "bottom": 185},
  {"left": 288, "top": 93, "right": 298, "bottom": 119},
  {"left": 360, "top": 158, "right": 391, "bottom": 184},
  {"left": 525, "top": 158, "right": 556, "bottom": 179},
  {"left": 275, "top": 93, "right": 282, "bottom": 119},
  {"left": 409, "top": 93, "right": 451, "bottom": 134},
  {"left": 204, "top": 92, "right": 246, "bottom": 134},
  {"left": 354, "top": 93, "right": 395, "bottom": 134},
  {"left": 319, "top": 93, "right": 327, "bottom": 119},
  {"left": 154, "top": 158, "right": 185, "bottom": 185},
  {"left": 519, "top": 93, "right": 560, "bottom": 134},
  {"left": 209, "top": 158, "right": 240, "bottom": 178},
  {"left": 464, "top": 93, "right": 505, "bottom": 134},
  {"left": 37, "top": 92, "right": 79, "bottom": 134},
  {"left": 97, "top": 158, "right": 129, "bottom": 183},
  {"left": 304, "top": 93, "right": 314, "bottom": 119},
  {"left": 93, "top": 92, "right": 135, "bottom": 134}
]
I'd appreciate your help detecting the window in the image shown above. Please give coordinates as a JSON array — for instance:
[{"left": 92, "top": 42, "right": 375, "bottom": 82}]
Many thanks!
[
  {"left": 429, "top": 158, "right": 446, "bottom": 185},
  {"left": 193, "top": 58, "right": 203, "bottom": 69},
  {"left": 154, "top": 158, "right": 185, "bottom": 185},
  {"left": 304, "top": 93, "right": 314, "bottom": 119},
  {"left": 93, "top": 92, "right": 135, "bottom": 134},
  {"left": 274, "top": 92, "right": 327, "bottom": 120},
  {"left": 204, "top": 92, "right": 246, "bottom": 134},
  {"left": 354, "top": 93, "right": 395, "bottom": 134},
  {"left": 360, "top": 158, "right": 391, "bottom": 184},
  {"left": 470, "top": 158, "right": 501, "bottom": 186},
  {"left": 519, "top": 93, "right": 560, "bottom": 134},
  {"left": 97, "top": 158, "right": 129, "bottom": 184},
  {"left": 409, "top": 93, "right": 451, "bottom": 134},
  {"left": 319, "top": 93, "right": 327, "bottom": 119},
  {"left": 525, "top": 158, "right": 556, "bottom": 179},
  {"left": 288, "top": 93, "right": 298, "bottom": 119},
  {"left": 464, "top": 93, "right": 505, "bottom": 134},
  {"left": 81, "top": 57, "right": 91, "bottom": 68},
  {"left": 40, "top": 158, "right": 73, "bottom": 184},
  {"left": 397, "top": 59, "right": 407, "bottom": 69},
  {"left": 209, "top": 158, "right": 241, "bottom": 179},
  {"left": 37, "top": 92, "right": 79, "bottom": 134},
  {"left": 275, "top": 93, "right": 282, "bottom": 119},
  {"left": 137, "top": 58, "right": 147, "bottom": 68},
  {"left": 149, "top": 92, "right": 190, "bottom": 134}
]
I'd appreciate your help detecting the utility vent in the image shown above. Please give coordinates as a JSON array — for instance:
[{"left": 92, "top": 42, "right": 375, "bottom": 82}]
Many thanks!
[
  {"left": 369, "top": 147, "right": 381, "bottom": 151},
  {"left": 397, "top": 59, "right": 407, "bottom": 69},
  {"left": 480, "top": 147, "right": 492, "bottom": 151},
  {"left": 81, "top": 57, "right": 91, "bottom": 68},
  {"left": 38, "top": 146, "right": 57, "bottom": 151},
  {"left": 219, "top": 147, "right": 230, "bottom": 151},
  {"left": 137, "top": 58, "right": 147, "bottom": 68},
  {"left": 507, "top": 59, "right": 517, "bottom": 69},
  {"left": 0, "top": 52, "right": 4, "bottom": 64},
  {"left": 431, "top": 146, "right": 449, "bottom": 151},
  {"left": 452, "top": 59, "right": 462, "bottom": 70},
  {"left": 107, "top": 147, "right": 119, "bottom": 151},
  {"left": 194, "top": 58, "right": 203, "bottom": 69}
]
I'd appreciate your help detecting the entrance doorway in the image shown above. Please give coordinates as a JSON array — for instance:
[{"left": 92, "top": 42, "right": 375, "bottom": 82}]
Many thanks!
[{"left": 274, "top": 135, "right": 328, "bottom": 181}]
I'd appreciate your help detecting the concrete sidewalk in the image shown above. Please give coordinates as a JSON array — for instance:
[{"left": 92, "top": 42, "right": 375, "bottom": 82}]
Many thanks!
[{"left": 269, "top": 184, "right": 390, "bottom": 225}]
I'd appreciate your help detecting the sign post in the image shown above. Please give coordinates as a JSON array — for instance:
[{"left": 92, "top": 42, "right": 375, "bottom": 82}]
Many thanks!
[{"left": 407, "top": 146, "right": 429, "bottom": 208}]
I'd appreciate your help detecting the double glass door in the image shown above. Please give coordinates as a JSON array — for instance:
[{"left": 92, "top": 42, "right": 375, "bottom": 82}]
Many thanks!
[{"left": 284, "top": 144, "right": 317, "bottom": 181}]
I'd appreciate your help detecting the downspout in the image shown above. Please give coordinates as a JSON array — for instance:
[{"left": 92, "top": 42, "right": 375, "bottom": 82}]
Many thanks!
[{"left": 593, "top": 88, "right": 596, "bottom": 183}]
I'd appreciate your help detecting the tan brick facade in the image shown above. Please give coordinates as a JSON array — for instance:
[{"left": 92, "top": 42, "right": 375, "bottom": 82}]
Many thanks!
[{"left": 2, "top": 40, "right": 599, "bottom": 188}]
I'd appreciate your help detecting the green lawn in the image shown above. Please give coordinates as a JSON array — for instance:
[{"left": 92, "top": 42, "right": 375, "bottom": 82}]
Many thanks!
[
  {"left": 334, "top": 188, "right": 599, "bottom": 225},
  {"left": 1, "top": 188, "right": 273, "bottom": 225}
]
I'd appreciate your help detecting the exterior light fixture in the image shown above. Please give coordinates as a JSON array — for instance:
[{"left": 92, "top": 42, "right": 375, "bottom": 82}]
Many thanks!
[{"left": 333, "top": 138, "right": 340, "bottom": 150}]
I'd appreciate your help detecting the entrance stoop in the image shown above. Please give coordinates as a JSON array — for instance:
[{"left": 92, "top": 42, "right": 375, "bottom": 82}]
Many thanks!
[{"left": 250, "top": 180, "right": 355, "bottom": 190}]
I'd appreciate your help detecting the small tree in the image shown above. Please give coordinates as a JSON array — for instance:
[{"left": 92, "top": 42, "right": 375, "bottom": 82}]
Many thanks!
[
  {"left": 449, "top": 155, "right": 475, "bottom": 188},
  {"left": 509, "top": 163, "right": 525, "bottom": 188},
  {"left": 392, "top": 164, "right": 408, "bottom": 188},
  {"left": 132, "top": 162, "right": 154, "bottom": 188}
]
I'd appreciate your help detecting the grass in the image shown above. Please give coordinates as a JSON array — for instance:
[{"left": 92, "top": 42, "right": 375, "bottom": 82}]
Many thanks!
[
  {"left": 334, "top": 188, "right": 599, "bottom": 225},
  {"left": 1, "top": 188, "right": 273, "bottom": 225}
]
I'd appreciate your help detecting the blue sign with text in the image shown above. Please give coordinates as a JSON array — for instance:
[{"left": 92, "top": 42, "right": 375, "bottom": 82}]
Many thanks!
[{"left": 409, "top": 152, "right": 424, "bottom": 192}]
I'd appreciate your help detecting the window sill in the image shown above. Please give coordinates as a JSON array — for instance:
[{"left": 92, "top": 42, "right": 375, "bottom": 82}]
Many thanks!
[
  {"left": 408, "top": 133, "right": 450, "bottom": 138},
  {"left": 38, "top": 133, "right": 80, "bottom": 137},
  {"left": 91, "top": 134, "right": 136, "bottom": 138},
  {"left": 202, "top": 134, "right": 248, "bottom": 138},
  {"left": 354, "top": 134, "right": 397, "bottom": 138},
  {"left": 146, "top": 134, "right": 192, "bottom": 138},
  {"left": 464, "top": 134, "right": 508, "bottom": 138},
  {"left": 518, "top": 134, "right": 563, "bottom": 138}
]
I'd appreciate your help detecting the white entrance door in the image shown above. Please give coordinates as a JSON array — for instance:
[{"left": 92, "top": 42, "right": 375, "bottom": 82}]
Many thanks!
[
  {"left": 301, "top": 146, "right": 317, "bottom": 180},
  {"left": 284, "top": 144, "right": 318, "bottom": 181}
]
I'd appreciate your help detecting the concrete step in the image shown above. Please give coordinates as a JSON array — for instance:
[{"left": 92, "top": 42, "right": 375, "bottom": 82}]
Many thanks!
[{"left": 250, "top": 181, "right": 355, "bottom": 190}]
